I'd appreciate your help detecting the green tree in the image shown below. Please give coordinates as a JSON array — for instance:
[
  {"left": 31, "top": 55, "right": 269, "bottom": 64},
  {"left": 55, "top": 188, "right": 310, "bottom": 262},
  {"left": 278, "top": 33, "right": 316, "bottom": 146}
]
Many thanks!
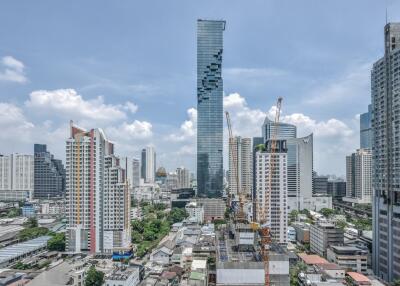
[
  {"left": 47, "top": 233, "right": 65, "bottom": 251},
  {"left": 392, "top": 279, "right": 400, "bottom": 286},
  {"left": 290, "top": 262, "right": 307, "bottom": 286},
  {"left": 84, "top": 265, "right": 104, "bottom": 286},
  {"left": 143, "top": 229, "right": 157, "bottom": 241},
  {"left": 18, "top": 227, "right": 48, "bottom": 241},
  {"left": 289, "top": 210, "right": 299, "bottom": 222},
  {"left": 131, "top": 220, "right": 144, "bottom": 233},
  {"left": 167, "top": 208, "right": 188, "bottom": 224},
  {"left": 24, "top": 217, "right": 38, "bottom": 228},
  {"left": 336, "top": 220, "right": 347, "bottom": 230},
  {"left": 320, "top": 208, "right": 335, "bottom": 218},
  {"left": 7, "top": 208, "right": 21, "bottom": 218}
]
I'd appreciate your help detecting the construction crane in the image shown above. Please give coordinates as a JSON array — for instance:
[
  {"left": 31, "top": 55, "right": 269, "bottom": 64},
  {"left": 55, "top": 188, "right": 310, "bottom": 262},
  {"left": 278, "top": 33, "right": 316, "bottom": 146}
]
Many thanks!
[
  {"left": 257, "top": 97, "right": 283, "bottom": 286},
  {"left": 225, "top": 111, "right": 246, "bottom": 221}
]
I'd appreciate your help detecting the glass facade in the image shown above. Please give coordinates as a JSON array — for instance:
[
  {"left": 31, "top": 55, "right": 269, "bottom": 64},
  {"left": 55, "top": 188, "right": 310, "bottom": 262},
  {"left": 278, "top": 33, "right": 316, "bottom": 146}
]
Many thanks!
[
  {"left": 33, "top": 144, "right": 65, "bottom": 199},
  {"left": 197, "top": 19, "right": 225, "bottom": 198},
  {"left": 372, "top": 23, "right": 400, "bottom": 282},
  {"left": 262, "top": 117, "right": 297, "bottom": 142},
  {"left": 360, "top": 104, "right": 372, "bottom": 149}
]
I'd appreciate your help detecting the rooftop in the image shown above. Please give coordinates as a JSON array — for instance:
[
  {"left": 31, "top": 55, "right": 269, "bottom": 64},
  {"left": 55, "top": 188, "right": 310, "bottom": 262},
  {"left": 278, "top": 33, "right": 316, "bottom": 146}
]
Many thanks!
[
  {"left": 347, "top": 272, "right": 370, "bottom": 283},
  {"left": 189, "top": 271, "right": 206, "bottom": 281},
  {"left": 107, "top": 268, "right": 138, "bottom": 281},
  {"left": 0, "top": 236, "right": 51, "bottom": 265},
  {"left": 298, "top": 253, "right": 329, "bottom": 265},
  {"left": 316, "top": 263, "right": 343, "bottom": 271}
]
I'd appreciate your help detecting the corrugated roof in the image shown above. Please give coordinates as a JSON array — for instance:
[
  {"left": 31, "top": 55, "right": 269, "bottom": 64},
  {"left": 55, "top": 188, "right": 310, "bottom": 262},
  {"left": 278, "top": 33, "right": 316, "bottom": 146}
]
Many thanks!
[
  {"left": 298, "top": 253, "right": 329, "bottom": 265},
  {"left": 0, "top": 236, "right": 51, "bottom": 264},
  {"left": 347, "top": 272, "right": 370, "bottom": 283}
]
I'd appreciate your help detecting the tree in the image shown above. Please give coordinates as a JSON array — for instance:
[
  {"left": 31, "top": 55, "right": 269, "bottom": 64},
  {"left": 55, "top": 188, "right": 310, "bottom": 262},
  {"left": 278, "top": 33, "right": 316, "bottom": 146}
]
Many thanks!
[
  {"left": 167, "top": 208, "right": 188, "bottom": 224},
  {"left": 47, "top": 233, "right": 65, "bottom": 251},
  {"left": 336, "top": 220, "right": 347, "bottom": 230},
  {"left": 24, "top": 217, "right": 38, "bottom": 228},
  {"left": 392, "top": 279, "right": 400, "bottom": 286},
  {"left": 143, "top": 229, "right": 157, "bottom": 241},
  {"left": 290, "top": 262, "right": 307, "bottom": 286},
  {"left": 18, "top": 227, "right": 48, "bottom": 241},
  {"left": 289, "top": 210, "right": 299, "bottom": 222},
  {"left": 84, "top": 265, "right": 104, "bottom": 286},
  {"left": 320, "top": 208, "right": 335, "bottom": 218}
]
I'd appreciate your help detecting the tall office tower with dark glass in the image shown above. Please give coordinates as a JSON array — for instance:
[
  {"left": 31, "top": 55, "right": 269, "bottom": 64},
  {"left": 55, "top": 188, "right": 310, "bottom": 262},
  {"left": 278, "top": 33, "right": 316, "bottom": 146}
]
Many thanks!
[
  {"left": 197, "top": 19, "right": 225, "bottom": 198},
  {"left": 360, "top": 104, "right": 372, "bottom": 149},
  {"left": 33, "top": 144, "right": 66, "bottom": 199},
  {"left": 372, "top": 23, "right": 400, "bottom": 282}
]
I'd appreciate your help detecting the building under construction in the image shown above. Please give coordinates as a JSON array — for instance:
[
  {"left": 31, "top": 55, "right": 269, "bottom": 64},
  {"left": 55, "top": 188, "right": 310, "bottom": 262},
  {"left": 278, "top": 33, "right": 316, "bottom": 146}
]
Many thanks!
[{"left": 215, "top": 225, "right": 290, "bottom": 286}]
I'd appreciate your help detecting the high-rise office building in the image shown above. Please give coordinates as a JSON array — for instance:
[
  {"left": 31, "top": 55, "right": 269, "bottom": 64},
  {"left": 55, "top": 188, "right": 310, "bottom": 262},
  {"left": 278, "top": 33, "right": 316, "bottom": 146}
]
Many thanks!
[
  {"left": 33, "top": 144, "right": 65, "bottom": 199},
  {"left": 0, "top": 154, "right": 33, "bottom": 201},
  {"left": 228, "top": 136, "right": 253, "bottom": 196},
  {"left": 66, "top": 123, "right": 130, "bottom": 254},
  {"left": 327, "top": 179, "right": 346, "bottom": 201},
  {"left": 360, "top": 104, "right": 372, "bottom": 149},
  {"left": 372, "top": 23, "right": 400, "bottom": 282},
  {"left": 197, "top": 19, "right": 225, "bottom": 198},
  {"left": 286, "top": 134, "right": 313, "bottom": 211},
  {"left": 176, "top": 167, "right": 190, "bottom": 189},
  {"left": 262, "top": 117, "right": 297, "bottom": 143},
  {"left": 141, "top": 147, "right": 156, "bottom": 184},
  {"left": 313, "top": 172, "right": 329, "bottom": 195},
  {"left": 132, "top": 158, "right": 140, "bottom": 188},
  {"left": 254, "top": 140, "right": 288, "bottom": 244},
  {"left": 344, "top": 149, "right": 372, "bottom": 204}
]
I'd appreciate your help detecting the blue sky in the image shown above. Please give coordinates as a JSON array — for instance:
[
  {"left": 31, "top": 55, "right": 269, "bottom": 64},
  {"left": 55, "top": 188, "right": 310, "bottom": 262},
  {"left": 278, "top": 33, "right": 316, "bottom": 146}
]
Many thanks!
[{"left": 0, "top": 0, "right": 399, "bottom": 176}]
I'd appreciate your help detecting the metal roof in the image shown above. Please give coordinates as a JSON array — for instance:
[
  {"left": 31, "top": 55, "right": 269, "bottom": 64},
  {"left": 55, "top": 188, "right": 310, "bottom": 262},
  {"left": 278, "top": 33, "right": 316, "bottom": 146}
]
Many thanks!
[{"left": 0, "top": 236, "right": 51, "bottom": 264}]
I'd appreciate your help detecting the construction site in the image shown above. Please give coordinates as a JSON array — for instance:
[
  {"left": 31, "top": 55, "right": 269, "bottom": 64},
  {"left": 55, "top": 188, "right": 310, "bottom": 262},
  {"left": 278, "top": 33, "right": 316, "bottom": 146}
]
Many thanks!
[
  {"left": 215, "top": 223, "right": 289, "bottom": 286},
  {"left": 221, "top": 98, "right": 290, "bottom": 286}
]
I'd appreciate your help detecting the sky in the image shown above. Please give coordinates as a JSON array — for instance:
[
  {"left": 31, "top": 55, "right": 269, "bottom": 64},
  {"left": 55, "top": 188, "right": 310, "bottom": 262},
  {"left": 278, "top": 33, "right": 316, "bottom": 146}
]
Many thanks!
[{"left": 0, "top": 0, "right": 399, "bottom": 177}]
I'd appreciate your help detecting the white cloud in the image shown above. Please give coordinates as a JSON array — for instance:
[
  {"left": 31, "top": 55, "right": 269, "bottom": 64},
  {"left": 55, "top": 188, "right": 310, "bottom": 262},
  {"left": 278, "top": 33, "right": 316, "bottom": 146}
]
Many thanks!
[
  {"left": 26, "top": 89, "right": 131, "bottom": 122},
  {"left": 124, "top": 101, "right": 138, "bottom": 114},
  {"left": 224, "top": 93, "right": 266, "bottom": 137},
  {"left": 0, "top": 103, "right": 34, "bottom": 141},
  {"left": 166, "top": 107, "right": 197, "bottom": 142},
  {"left": 282, "top": 113, "right": 354, "bottom": 138},
  {"left": 0, "top": 56, "right": 28, "bottom": 83},
  {"left": 118, "top": 120, "right": 153, "bottom": 139}
]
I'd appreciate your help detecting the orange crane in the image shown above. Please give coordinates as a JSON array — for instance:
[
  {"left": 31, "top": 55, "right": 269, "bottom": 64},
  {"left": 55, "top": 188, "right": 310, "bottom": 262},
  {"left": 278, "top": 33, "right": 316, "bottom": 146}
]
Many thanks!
[
  {"left": 225, "top": 111, "right": 246, "bottom": 221},
  {"left": 257, "top": 97, "right": 283, "bottom": 286}
]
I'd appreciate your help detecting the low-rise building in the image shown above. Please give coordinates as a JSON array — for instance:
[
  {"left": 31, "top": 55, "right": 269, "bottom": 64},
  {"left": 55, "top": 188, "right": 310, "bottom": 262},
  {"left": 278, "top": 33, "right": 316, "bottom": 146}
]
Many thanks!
[
  {"left": 105, "top": 266, "right": 140, "bottom": 286},
  {"left": 327, "top": 245, "right": 368, "bottom": 274},
  {"left": 0, "top": 236, "right": 51, "bottom": 267},
  {"left": 150, "top": 241, "right": 175, "bottom": 265},
  {"left": 197, "top": 199, "right": 225, "bottom": 222},
  {"left": 310, "top": 222, "right": 344, "bottom": 257},
  {"left": 287, "top": 226, "right": 296, "bottom": 242},
  {"left": 185, "top": 202, "right": 204, "bottom": 224},
  {"left": 345, "top": 272, "right": 371, "bottom": 286},
  {"left": 292, "top": 222, "right": 310, "bottom": 244}
]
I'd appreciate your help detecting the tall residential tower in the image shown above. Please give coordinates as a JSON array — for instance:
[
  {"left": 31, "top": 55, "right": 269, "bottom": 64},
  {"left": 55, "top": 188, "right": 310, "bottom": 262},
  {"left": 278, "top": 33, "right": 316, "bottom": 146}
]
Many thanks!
[
  {"left": 372, "top": 22, "right": 400, "bottom": 282},
  {"left": 141, "top": 146, "right": 156, "bottom": 184},
  {"left": 197, "top": 19, "right": 225, "bottom": 198},
  {"left": 66, "top": 123, "right": 130, "bottom": 254}
]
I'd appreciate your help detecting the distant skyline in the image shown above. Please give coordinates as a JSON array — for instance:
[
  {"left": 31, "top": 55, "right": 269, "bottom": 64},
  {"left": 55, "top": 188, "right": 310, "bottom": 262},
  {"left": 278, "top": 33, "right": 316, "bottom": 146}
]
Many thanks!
[{"left": 0, "top": 0, "right": 399, "bottom": 176}]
